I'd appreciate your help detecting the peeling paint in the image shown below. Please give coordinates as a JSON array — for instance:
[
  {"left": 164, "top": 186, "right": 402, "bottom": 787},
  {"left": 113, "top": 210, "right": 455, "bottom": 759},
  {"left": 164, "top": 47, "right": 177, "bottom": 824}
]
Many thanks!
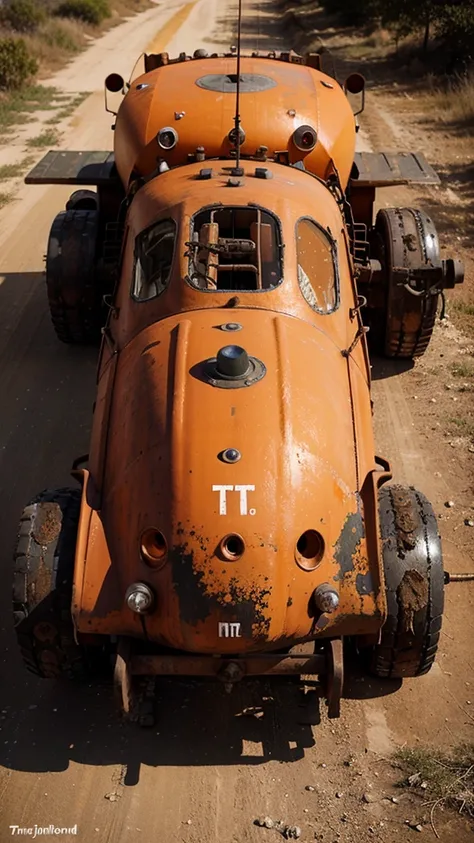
[
  {"left": 170, "top": 541, "right": 271, "bottom": 639},
  {"left": 355, "top": 571, "right": 374, "bottom": 595},
  {"left": 333, "top": 508, "right": 365, "bottom": 580}
]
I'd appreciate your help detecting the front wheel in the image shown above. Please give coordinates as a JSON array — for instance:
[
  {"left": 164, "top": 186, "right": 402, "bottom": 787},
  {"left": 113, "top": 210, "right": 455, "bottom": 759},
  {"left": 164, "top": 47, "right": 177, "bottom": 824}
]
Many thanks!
[
  {"left": 371, "top": 484, "right": 444, "bottom": 678},
  {"left": 370, "top": 208, "right": 441, "bottom": 359},
  {"left": 46, "top": 209, "right": 104, "bottom": 345}
]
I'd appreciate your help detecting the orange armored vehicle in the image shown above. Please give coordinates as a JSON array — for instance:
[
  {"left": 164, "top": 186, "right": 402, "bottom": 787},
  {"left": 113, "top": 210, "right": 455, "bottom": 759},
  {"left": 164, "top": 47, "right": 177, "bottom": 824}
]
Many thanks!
[{"left": 13, "top": 42, "right": 465, "bottom": 720}]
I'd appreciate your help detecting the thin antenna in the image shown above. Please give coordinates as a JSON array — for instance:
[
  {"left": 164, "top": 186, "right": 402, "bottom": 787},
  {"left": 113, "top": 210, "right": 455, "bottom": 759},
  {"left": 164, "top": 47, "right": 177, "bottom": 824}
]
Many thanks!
[{"left": 233, "top": 0, "right": 243, "bottom": 175}]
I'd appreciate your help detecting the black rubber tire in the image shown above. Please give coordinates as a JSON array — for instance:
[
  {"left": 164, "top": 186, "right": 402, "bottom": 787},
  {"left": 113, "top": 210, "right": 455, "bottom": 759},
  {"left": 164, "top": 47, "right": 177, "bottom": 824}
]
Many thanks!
[
  {"left": 12, "top": 488, "right": 88, "bottom": 680},
  {"left": 370, "top": 208, "right": 441, "bottom": 359},
  {"left": 371, "top": 484, "right": 444, "bottom": 679},
  {"left": 46, "top": 209, "right": 103, "bottom": 345}
]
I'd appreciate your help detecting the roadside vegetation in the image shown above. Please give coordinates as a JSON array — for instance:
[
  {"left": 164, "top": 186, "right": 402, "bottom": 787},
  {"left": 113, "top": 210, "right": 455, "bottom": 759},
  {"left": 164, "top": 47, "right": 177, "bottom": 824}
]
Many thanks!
[
  {"left": 397, "top": 744, "right": 474, "bottom": 835},
  {"left": 317, "top": 1, "right": 474, "bottom": 120},
  {"left": 0, "top": 0, "right": 151, "bottom": 135},
  {"left": 0, "top": 0, "right": 151, "bottom": 90}
]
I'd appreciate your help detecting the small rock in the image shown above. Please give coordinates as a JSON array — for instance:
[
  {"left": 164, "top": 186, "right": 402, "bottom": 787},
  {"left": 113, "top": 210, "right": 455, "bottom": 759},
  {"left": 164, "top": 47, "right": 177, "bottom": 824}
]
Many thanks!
[
  {"left": 430, "top": 398, "right": 437, "bottom": 403},
  {"left": 336, "top": 792, "right": 343, "bottom": 798},
  {"left": 186, "top": 820, "right": 192, "bottom": 826},
  {"left": 28, "top": 705, "right": 37, "bottom": 711},
  {"left": 415, "top": 825, "right": 423, "bottom": 832},
  {"left": 303, "top": 809, "right": 309, "bottom": 814},
  {"left": 264, "top": 817, "right": 274, "bottom": 829},
  {"left": 391, "top": 797, "right": 399, "bottom": 804},
  {"left": 305, "top": 785, "right": 315, "bottom": 792},
  {"left": 407, "top": 772, "right": 422, "bottom": 787},
  {"left": 104, "top": 792, "right": 120, "bottom": 802},
  {"left": 340, "top": 814, "right": 349, "bottom": 823},
  {"left": 362, "top": 792, "right": 376, "bottom": 803},
  {"left": 465, "top": 519, "right": 474, "bottom": 527},
  {"left": 445, "top": 500, "right": 455, "bottom": 508},
  {"left": 321, "top": 763, "right": 327, "bottom": 768},
  {"left": 420, "top": 781, "right": 428, "bottom": 790},
  {"left": 368, "top": 827, "right": 375, "bottom": 834}
]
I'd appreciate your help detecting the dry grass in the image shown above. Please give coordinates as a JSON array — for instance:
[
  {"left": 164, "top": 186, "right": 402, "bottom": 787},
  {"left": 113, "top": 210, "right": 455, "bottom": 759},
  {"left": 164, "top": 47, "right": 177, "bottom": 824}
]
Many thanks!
[
  {"left": 0, "top": 191, "right": 13, "bottom": 208},
  {"left": 397, "top": 745, "right": 474, "bottom": 833},
  {"left": 427, "top": 73, "right": 474, "bottom": 125},
  {"left": 26, "top": 127, "right": 60, "bottom": 147},
  {"left": 0, "top": 157, "right": 34, "bottom": 180},
  {"left": 23, "top": 19, "right": 88, "bottom": 75},
  {"left": 0, "top": 84, "right": 61, "bottom": 131},
  {"left": 450, "top": 360, "right": 474, "bottom": 378},
  {"left": 44, "top": 91, "right": 89, "bottom": 123}
]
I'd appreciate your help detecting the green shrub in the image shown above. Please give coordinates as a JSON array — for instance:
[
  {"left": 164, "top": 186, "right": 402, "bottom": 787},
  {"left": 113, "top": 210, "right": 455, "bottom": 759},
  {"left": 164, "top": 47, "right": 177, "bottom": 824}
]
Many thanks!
[
  {"left": 1, "top": 0, "right": 45, "bottom": 33},
  {"left": 54, "top": 0, "right": 111, "bottom": 26},
  {"left": 0, "top": 38, "right": 38, "bottom": 90}
]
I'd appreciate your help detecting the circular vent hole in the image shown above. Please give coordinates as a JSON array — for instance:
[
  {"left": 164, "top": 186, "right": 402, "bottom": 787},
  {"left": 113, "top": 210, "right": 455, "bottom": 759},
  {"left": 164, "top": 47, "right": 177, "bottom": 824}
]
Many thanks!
[
  {"left": 220, "top": 533, "right": 245, "bottom": 560},
  {"left": 141, "top": 528, "right": 167, "bottom": 567},
  {"left": 295, "top": 530, "right": 324, "bottom": 571}
]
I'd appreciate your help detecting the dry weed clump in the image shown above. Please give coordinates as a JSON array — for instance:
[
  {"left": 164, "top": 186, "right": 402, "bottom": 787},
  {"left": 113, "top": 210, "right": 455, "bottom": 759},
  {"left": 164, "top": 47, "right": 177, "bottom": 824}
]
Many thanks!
[
  {"left": 397, "top": 744, "right": 474, "bottom": 835},
  {"left": 428, "top": 73, "right": 474, "bottom": 124}
]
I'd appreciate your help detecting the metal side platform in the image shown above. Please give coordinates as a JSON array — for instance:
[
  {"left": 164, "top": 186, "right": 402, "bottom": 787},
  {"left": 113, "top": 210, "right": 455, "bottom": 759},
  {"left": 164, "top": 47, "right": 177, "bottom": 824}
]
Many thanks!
[
  {"left": 352, "top": 151, "right": 441, "bottom": 187},
  {"left": 25, "top": 150, "right": 118, "bottom": 185}
]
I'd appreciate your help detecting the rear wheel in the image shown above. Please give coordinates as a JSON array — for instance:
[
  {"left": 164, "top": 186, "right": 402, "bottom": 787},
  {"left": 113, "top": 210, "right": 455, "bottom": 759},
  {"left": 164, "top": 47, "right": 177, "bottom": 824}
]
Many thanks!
[
  {"left": 370, "top": 208, "right": 441, "bottom": 359},
  {"left": 46, "top": 209, "right": 104, "bottom": 345},
  {"left": 371, "top": 484, "right": 444, "bottom": 678},
  {"left": 12, "top": 488, "right": 88, "bottom": 680}
]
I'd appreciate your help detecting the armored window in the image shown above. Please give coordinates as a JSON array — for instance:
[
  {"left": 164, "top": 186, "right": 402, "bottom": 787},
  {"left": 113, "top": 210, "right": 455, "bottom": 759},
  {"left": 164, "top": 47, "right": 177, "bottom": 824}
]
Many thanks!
[
  {"left": 132, "top": 219, "right": 176, "bottom": 302},
  {"left": 296, "top": 218, "right": 338, "bottom": 314},
  {"left": 187, "top": 206, "right": 282, "bottom": 292}
]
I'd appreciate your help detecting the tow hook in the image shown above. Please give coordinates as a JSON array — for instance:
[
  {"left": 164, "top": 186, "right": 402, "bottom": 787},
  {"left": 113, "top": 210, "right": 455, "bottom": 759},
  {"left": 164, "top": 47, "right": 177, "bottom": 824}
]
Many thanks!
[
  {"left": 444, "top": 571, "right": 474, "bottom": 583},
  {"left": 218, "top": 661, "right": 245, "bottom": 693}
]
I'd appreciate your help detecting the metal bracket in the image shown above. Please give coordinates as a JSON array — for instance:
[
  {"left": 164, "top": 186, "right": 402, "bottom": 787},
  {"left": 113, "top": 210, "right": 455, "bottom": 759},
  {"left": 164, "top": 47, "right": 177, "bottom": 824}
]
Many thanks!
[{"left": 326, "top": 639, "right": 343, "bottom": 718}]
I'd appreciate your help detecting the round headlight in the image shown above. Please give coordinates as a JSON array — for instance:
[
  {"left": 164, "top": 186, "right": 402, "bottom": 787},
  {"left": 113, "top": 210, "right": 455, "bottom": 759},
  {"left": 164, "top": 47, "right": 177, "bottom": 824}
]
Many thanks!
[
  {"left": 292, "top": 124, "right": 317, "bottom": 152},
  {"left": 157, "top": 126, "right": 178, "bottom": 150},
  {"left": 125, "top": 582, "right": 155, "bottom": 614}
]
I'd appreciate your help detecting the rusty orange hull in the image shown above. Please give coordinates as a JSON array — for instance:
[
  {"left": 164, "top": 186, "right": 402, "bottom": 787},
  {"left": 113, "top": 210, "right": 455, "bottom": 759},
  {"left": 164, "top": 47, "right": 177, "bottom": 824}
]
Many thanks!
[
  {"left": 113, "top": 56, "right": 356, "bottom": 188},
  {"left": 73, "top": 309, "right": 387, "bottom": 652}
]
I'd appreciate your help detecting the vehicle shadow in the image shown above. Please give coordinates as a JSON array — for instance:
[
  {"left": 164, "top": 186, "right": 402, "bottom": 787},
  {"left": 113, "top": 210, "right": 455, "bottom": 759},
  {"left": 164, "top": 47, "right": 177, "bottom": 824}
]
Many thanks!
[
  {"left": 0, "top": 658, "right": 403, "bottom": 780},
  {"left": 0, "top": 671, "right": 320, "bottom": 776},
  {"left": 370, "top": 354, "right": 415, "bottom": 380}
]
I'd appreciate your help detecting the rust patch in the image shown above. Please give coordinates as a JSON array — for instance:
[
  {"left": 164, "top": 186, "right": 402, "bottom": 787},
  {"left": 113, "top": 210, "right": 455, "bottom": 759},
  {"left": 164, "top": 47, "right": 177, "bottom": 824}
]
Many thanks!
[
  {"left": 355, "top": 571, "right": 374, "bottom": 595},
  {"left": 397, "top": 569, "right": 428, "bottom": 634},
  {"left": 32, "top": 503, "right": 62, "bottom": 546},
  {"left": 170, "top": 541, "right": 271, "bottom": 639},
  {"left": 334, "top": 508, "right": 365, "bottom": 580}
]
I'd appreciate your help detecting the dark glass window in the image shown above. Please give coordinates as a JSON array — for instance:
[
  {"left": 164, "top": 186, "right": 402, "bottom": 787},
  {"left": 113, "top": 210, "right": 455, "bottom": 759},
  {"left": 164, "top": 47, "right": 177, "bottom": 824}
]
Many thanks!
[
  {"left": 188, "top": 206, "right": 282, "bottom": 291},
  {"left": 296, "top": 218, "right": 338, "bottom": 314},
  {"left": 132, "top": 219, "right": 176, "bottom": 301}
]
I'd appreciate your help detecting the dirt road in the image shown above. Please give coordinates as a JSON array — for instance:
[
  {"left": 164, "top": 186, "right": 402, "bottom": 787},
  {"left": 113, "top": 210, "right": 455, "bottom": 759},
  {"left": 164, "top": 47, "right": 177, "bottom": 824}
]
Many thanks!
[{"left": 0, "top": 2, "right": 472, "bottom": 842}]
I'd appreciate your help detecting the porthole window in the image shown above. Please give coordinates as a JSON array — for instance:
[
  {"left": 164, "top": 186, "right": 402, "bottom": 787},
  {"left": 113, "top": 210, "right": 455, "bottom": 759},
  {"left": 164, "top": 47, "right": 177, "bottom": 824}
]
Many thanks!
[
  {"left": 296, "top": 218, "right": 338, "bottom": 314},
  {"left": 187, "top": 206, "right": 283, "bottom": 292},
  {"left": 132, "top": 219, "right": 176, "bottom": 301}
]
